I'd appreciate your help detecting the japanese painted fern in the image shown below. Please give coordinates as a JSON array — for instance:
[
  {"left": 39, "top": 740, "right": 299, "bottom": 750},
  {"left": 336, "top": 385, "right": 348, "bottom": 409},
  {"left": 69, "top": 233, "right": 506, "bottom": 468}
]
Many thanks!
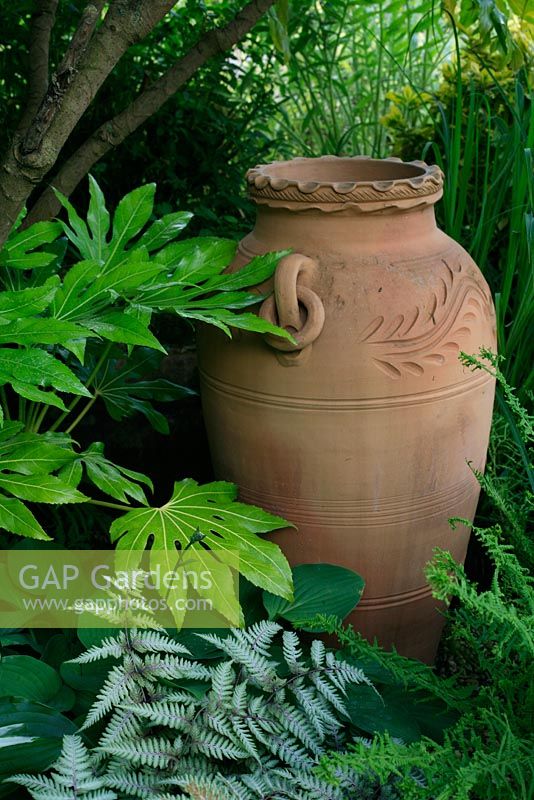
[{"left": 9, "top": 622, "right": 376, "bottom": 799}]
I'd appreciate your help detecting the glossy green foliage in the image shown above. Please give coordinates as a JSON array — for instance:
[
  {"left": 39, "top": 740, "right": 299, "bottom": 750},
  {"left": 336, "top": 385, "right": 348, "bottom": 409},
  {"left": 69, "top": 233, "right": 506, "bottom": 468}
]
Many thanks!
[{"left": 0, "top": 178, "right": 295, "bottom": 618}]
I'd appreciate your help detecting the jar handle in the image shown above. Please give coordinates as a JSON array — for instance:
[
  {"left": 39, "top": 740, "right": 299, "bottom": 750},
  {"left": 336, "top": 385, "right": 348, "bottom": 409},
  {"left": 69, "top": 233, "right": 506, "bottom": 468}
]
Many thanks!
[{"left": 259, "top": 254, "right": 325, "bottom": 353}]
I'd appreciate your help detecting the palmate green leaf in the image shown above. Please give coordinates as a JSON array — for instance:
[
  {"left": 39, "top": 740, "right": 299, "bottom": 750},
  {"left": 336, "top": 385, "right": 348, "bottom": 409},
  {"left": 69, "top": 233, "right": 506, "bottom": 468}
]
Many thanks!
[
  {"left": 0, "top": 495, "right": 49, "bottom": 540},
  {"left": 109, "top": 479, "right": 293, "bottom": 601},
  {"left": 152, "top": 237, "right": 237, "bottom": 279},
  {"left": 204, "top": 251, "right": 289, "bottom": 292},
  {"left": 70, "top": 442, "right": 152, "bottom": 504},
  {"left": 10, "top": 382, "right": 68, "bottom": 412},
  {"left": 0, "top": 221, "right": 62, "bottom": 269},
  {"left": 0, "top": 277, "right": 60, "bottom": 319},
  {"left": 107, "top": 183, "right": 156, "bottom": 268},
  {"left": 54, "top": 189, "right": 94, "bottom": 259},
  {"left": 53, "top": 250, "right": 167, "bottom": 322},
  {"left": 0, "top": 473, "right": 88, "bottom": 504},
  {"left": 0, "top": 349, "right": 91, "bottom": 398},
  {"left": 0, "top": 318, "right": 91, "bottom": 347},
  {"left": 91, "top": 347, "right": 194, "bottom": 434},
  {"left": 86, "top": 311, "right": 165, "bottom": 352},
  {"left": 50, "top": 259, "right": 102, "bottom": 319},
  {"left": 87, "top": 174, "right": 111, "bottom": 262},
  {"left": 137, "top": 211, "right": 193, "bottom": 252},
  {"left": 179, "top": 308, "right": 295, "bottom": 340},
  {"left": 0, "top": 422, "right": 24, "bottom": 441},
  {"left": 0, "top": 434, "right": 75, "bottom": 475}
]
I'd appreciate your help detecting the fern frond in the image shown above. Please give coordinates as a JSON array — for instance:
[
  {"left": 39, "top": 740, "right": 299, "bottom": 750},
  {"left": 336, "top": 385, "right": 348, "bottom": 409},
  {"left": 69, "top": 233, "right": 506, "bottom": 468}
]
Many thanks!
[
  {"left": 82, "top": 665, "right": 141, "bottom": 729},
  {"left": 9, "top": 736, "right": 116, "bottom": 799},
  {"left": 127, "top": 700, "right": 194, "bottom": 730},
  {"left": 102, "top": 735, "right": 182, "bottom": 769},
  {"left": 190, "top": 729, "right": 249, "bottom": 760},
  {"left": 70, "top": 635, "right": 124, "bottom": 663},
  {"left": 129, "top": 630, "right": 191, "bottom": 655},
  {"left": 283, "top": 630, "right": 306, "bottom": 674}
]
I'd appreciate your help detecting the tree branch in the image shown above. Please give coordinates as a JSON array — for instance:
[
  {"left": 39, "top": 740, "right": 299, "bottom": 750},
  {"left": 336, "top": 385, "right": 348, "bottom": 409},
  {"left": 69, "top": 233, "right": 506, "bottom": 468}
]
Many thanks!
[
  {"left": 17, "top": 0, "right": 59, "bottom": 135},
  {"left": 26, "top": 0, "right": 277, "bottom": 224},
  {"left": 0, "top": 0, "right": 175, "bottom": 245},
  {"left": 20, "top": 2, "right": 103, "bottom": 156}
]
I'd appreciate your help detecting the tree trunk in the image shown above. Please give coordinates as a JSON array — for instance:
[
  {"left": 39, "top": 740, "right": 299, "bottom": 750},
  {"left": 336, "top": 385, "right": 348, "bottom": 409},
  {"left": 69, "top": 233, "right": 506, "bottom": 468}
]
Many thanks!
[
  {"left": 0, "top": 0, "right": 277, "bottom": 244},
  {"left": 0, "top": 0, "right": 175, "bottom": 247}
]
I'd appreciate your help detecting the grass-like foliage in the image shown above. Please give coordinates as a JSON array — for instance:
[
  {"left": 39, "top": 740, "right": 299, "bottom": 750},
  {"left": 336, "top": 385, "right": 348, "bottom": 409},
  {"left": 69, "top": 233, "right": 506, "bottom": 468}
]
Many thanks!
[{"left": 8, "top": 622, "right": 383, "bottom": 800}]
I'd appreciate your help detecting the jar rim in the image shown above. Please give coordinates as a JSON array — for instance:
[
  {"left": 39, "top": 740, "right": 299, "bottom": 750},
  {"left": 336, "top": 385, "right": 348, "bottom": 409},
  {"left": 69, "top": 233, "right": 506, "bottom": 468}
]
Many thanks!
[{"left": 247, "top": 156, "right": 443, "bottom": 213}]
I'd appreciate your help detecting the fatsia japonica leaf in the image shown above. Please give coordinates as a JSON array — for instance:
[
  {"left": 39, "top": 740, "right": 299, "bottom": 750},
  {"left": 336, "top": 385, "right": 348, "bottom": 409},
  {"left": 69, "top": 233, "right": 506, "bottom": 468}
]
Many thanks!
[
  {"left": 62, "top": 442, "right": 153, "bottom": 504},
  {"left": 137, "top": 211, "right": 193, "bottom": 252},
  {"left": 178, "top": 307, "right": 295, "bottom": 339},
  {"left": 0, "top": 221, "right": 62, "bottom": 270},
  {"left": 107, "top": 183, "right": 156, "bottom": 268},
  {"left": 205, "top": 250, "right": 290, "bottom": 292},
  {"left": 0, "top": 495, "right": 49, "bottom": 540},
  {"left": 89, "top": 347, "right": 194, "bottom": 434},
  {"left": 0, "top": 277, "right": 60, "bottom": 319},
  {"left": 0, "top": 349, "right": 91, "bottom": 398},
  {"left": 0, "top": 473, "right": 88, "bottom": 504},
  {"left": 87, "top": 174, "right": 111, "bottom": 262},
  {"left": 86, "top": 311, "right": 165, "bottom": 352},
  {"left": 0, "top": 431, "right": 76, "bottom": 475},
  {"left": 0, "top": 318, "right": 91, "bottom": 347},
  {"left": 10, "top": 381, "right": 68, "bottom": 412},
  {"left": 109, "top": 479, "right": 293, "bottom": 602},
  {"left": 152, "top": 237, "right": 237, "bottom": 278}
]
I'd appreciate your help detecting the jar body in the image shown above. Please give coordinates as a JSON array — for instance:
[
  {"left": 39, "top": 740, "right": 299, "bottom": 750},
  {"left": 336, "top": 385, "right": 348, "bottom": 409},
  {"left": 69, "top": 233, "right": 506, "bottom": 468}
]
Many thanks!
[{"left": 197, "top": 159, "right": 496, "bottom": 662}]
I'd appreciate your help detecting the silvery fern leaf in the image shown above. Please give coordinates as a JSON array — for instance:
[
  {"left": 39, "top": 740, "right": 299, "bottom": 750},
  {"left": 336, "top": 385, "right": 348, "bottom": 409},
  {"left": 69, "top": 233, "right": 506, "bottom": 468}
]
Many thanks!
[
  {"left": 9, "top": 735, "right": 115, "bottom": 799},
  {"left": 283, "top": 630, "right": 306, "bottom": 674},
  {"left": 70, "top": 636, "right": 124, "bottom": 663},
  {"left": 102, "top": 735, "right": 183, "bottom": 768},
  {"left": 82, "top": 664, "right": 141, "bottom": 729},
  {"left": 125, "top": 700, "right": 195, "bottom": 731}
]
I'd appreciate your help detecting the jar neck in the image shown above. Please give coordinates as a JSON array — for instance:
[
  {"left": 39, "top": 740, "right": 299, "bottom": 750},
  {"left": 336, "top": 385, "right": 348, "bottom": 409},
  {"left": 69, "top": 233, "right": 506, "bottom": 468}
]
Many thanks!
[{"left": 244, "top": 204, "right": 441, "bottom": 261}]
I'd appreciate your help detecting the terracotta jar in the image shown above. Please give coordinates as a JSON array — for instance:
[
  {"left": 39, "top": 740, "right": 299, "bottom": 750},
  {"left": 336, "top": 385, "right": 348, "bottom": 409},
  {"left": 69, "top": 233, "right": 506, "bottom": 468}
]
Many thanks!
[{"left": 197, "top": 156, "right": 496, "bottom": 663}]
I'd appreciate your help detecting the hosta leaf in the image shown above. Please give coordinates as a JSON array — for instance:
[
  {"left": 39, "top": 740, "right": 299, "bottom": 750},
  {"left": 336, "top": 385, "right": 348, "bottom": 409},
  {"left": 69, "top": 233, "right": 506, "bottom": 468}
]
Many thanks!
[
  {"left": 0, "top": 495, "right": 50, "bottom": 540},
  {"left": 0, "top": 700, "right": 76, "bottom": 776},
  {"left": 137, "top": 211, "right": 193, "bottom": 252},
  {"left": 0, "top": 318, "right": 91, "bottom": 347},
  {"left": 110, "top": 478, "right": 293, "bottom": 600},
  {"left": 87, "top": 175, "right": 110, "bottom": 262},
  {"left": 263, "top": 564, "right": 365, "bottom": 630},
  {"left": 87, "top": 311, "right": 165, "bottom": 352},
  {"left": 0, "top": 657, "right": 62, "bottom": 704},
  {"left": 0, "top": 473, "right": 88, "bottom": 504},
  {"left": 0, "top": 277, "right": 60, "bottom": 319},
  {"left": 107, "top": 183, "right": 156, "bottom": 266},
  {"left": 0, "top": 349, "right": 91, "bottom": 397}
]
